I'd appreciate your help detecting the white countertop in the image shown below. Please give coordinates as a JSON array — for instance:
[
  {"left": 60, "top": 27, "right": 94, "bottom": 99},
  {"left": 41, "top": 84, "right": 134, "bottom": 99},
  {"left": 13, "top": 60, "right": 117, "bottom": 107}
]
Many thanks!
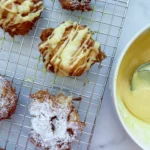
[{"left": 90, "top": 0, "right": 150, "bottom": 149}]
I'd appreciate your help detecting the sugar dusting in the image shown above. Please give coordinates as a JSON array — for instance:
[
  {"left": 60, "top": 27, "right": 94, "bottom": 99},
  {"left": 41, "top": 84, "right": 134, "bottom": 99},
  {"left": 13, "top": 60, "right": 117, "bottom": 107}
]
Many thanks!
[
  {"left": 67, "top": 0, "right": 91, "bottom": 6},
  {"left": 0, "top": 76, "right": 17, "bottom": 119},
  {"left": 29, "top": 96, "right": 82, "bottom": 150},
  {"left": 0, "top": 76, "right": 10, "bottom": 117},
  {"left": 63, "top": 0, "right": 92, "bottom": 11}
]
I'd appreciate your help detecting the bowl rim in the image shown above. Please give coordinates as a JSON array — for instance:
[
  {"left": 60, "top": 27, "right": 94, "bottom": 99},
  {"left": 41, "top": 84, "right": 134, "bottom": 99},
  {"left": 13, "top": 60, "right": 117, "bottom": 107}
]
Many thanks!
[{"left": 112, "top": 24, "right": 150, "bottom": 150}]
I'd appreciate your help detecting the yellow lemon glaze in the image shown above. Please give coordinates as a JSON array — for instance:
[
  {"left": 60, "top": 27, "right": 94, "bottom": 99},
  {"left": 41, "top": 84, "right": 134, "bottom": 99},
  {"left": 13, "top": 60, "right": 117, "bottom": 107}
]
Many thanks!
[
  {"left": 116, "top": 29, "right": 150, "bottom": 146},
  {"left": 117, "top": 29, "right": 150, "bottom": 123}
]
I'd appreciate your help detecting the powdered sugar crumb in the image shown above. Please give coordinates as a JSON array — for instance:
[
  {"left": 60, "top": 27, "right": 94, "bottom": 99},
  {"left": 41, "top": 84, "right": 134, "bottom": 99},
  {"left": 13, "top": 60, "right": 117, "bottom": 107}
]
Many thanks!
[
  {"left": 29, "top": 94, "right": 84, "bottom": 150},
  {"left": 0, "top": 76, "right": 17, "bottom": 119}
]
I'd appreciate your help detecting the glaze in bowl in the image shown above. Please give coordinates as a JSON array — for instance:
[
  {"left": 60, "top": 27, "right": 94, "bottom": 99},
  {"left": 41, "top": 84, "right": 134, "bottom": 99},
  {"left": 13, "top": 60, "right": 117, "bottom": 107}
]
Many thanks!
[{"left": 112, "top": 24, "right": 150, "bottom": 150}]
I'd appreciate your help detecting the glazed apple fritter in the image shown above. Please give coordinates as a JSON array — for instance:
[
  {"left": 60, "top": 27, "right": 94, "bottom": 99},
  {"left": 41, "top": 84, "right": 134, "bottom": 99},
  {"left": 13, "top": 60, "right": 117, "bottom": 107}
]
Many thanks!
[
  {"left": 0, "top": 0, "right": 44, "bottom": 37},
  {"left": 39, "top": 20, "right": 106, "bottom": 77},
  {"left": 59, "top": 0, "right": 92, "bottom": 11}
]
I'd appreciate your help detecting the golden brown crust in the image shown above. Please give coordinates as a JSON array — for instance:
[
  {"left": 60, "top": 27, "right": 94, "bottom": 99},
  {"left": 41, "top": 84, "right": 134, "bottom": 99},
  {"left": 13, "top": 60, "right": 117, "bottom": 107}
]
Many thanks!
[
  {"left": 59, "top": 0, "right": 92, "bottom": 11},
  {"left": 39, "top": 21, "right": 106, "bottom": 77},
  {"left": 0, "top": 76, "right": 18, "bottom": 121},
  {"left": 40, "top": 28, "right": 54, "bottom": 42},
  {"left": 30, "top": 137, "right": 71, "bottom": 150},
  {"left": 0, "top": 0, "right": 44, "bottom": 37},
  {"left": 3, "top": 19, "right": 38, "bottom": 37},
  {"left": 29, "top": 90, "right": 85, "bottom": 150}
]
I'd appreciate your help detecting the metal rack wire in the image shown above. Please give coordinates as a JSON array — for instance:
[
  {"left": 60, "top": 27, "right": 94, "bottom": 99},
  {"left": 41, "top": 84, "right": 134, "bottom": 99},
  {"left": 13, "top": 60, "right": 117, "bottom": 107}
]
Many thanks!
[{"left": 0, "top": 0, "right": 130, "bottom": 149}]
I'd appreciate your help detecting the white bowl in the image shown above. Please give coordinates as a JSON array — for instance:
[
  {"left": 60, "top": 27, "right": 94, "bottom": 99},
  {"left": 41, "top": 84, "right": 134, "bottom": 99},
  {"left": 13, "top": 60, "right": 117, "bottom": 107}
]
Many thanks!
[{"left": 112, "top": 24, "right": 150, "bottom": 150}]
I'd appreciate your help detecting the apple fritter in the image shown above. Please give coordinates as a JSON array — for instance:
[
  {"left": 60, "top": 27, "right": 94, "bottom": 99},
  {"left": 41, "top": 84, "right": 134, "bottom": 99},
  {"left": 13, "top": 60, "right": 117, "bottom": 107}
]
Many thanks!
[
  {"left": 29, "top": 90, "right": 85, "bottom": 150},
  {"left": 59, "top": 0, "right": 92, "bottom": 11},
  {"left": 39, "top": 20, "right": 106, "bottom": 77},
  {"left": 0, "top": 0, "right": 44, "bottom": 37},
  {"left": 0, "top": 76, "right": 18, "bottom": 121}
]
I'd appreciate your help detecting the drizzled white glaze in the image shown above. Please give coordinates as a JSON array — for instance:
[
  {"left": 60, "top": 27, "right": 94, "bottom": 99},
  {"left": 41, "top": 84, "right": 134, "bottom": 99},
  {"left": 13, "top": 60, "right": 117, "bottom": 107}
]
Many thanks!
[
  {"left": 0, "top": 0, "right": 44, "bottom": 29},
  {"left": 39, "top": 20, "right": 105, "bottom": 76}
]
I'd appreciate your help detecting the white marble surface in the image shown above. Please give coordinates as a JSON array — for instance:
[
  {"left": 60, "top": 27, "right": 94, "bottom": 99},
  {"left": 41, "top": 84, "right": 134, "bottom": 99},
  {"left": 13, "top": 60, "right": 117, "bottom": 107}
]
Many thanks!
[{"left": 90, "top": 0, "right": 150, "bottom": 149}]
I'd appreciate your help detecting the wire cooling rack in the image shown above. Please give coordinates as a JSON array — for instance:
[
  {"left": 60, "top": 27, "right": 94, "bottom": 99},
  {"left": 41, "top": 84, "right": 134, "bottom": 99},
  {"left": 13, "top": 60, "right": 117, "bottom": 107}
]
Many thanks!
[{"left": 0, "top": 0, "right": 130, "bottom": 149}]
